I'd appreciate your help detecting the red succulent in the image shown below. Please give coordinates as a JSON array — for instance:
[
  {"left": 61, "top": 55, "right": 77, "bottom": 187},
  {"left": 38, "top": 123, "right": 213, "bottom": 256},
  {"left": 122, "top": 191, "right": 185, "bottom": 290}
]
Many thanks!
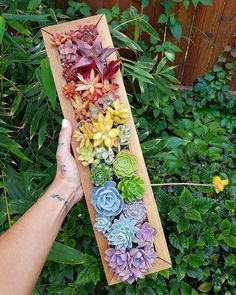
[
  {"left": 63, "top": 61, "right": 78, "bottom": 82},
  {"left": 63, "top": 81, "right": 78, "bottom": 99},
  {"left": 103, "top": 60, "right": 120, "bottom": 80},
  {"left": 77, "top": 24, "right": 98, "bottom": 45}
]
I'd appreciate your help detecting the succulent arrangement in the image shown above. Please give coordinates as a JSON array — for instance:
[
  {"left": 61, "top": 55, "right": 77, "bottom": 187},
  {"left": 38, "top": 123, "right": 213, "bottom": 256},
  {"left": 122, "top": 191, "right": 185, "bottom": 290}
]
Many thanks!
[{"left": 53, "top": 24, "right": 157, "bottom": 283}]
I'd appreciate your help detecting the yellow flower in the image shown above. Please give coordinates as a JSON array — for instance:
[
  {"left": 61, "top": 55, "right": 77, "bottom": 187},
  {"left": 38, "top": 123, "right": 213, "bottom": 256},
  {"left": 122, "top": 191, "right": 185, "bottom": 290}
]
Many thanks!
[
  {"left": 107, "top": 99, "right": 129, "bottom": 124},
  {"left": 212, "top": 176, "right": 229, "bottom": 193},
  {"left": 92, "top": 112, "right": 120, "bottom": 148}
]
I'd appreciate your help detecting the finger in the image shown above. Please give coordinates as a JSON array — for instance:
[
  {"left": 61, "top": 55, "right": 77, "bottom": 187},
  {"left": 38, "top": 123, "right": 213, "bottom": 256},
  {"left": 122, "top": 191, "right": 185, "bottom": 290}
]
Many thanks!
[{"left": 56, "top": 119, "right": 73, "bottom": 160}]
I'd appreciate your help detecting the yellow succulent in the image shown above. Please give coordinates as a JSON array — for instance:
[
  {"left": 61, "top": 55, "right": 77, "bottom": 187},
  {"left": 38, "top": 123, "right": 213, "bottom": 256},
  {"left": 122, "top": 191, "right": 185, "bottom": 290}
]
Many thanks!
[
  {"left": 76, "top": 146, "right": 99, "bottom": 166},
  {"left": 107, "top": 99, "right": 129, "bottom": 124},
  {"left": 92, "top": 112, "right": 120, "bottom": 148},
  {"left": 212, "top": 176, "right": 229, "bottom": 193},
  {"left": 74, "top": 122, "right": 94, "bottom": 148}
]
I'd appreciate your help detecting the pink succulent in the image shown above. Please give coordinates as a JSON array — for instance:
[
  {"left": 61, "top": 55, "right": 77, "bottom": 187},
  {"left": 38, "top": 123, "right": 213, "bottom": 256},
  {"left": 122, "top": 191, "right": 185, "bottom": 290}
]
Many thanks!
[{"left": 58, "top": 40, "right": 78, "bottom": 62}]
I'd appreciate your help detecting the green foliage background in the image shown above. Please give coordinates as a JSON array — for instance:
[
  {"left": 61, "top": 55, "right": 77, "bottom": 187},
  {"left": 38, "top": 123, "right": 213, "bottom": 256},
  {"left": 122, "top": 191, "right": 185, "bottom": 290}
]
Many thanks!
[{"left": 0, "top": 1, "right": 235, "bottom": 294}]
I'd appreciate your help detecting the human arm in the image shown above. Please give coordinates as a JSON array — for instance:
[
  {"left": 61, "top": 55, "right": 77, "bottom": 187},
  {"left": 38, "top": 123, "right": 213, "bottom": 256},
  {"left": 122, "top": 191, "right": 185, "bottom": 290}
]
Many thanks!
[{"left": 0, "top": 119, "right": 83, "bottom": 295}]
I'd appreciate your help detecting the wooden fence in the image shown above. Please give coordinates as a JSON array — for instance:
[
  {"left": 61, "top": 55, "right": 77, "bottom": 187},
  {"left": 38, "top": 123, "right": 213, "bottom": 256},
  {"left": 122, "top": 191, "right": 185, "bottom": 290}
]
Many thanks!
[{"left": 56, "top": 0, "right": 236, "bottom": 89}]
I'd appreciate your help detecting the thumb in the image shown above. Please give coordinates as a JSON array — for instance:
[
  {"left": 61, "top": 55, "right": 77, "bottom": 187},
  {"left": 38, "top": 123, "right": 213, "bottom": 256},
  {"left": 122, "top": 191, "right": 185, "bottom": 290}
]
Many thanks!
[{"left": 56, "top": 119, "right": 73, "bottom": 160}]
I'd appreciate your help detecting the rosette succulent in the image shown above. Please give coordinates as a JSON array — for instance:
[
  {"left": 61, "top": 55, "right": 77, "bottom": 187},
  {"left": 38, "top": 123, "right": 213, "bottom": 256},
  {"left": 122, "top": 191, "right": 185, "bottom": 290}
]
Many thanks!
[
  {"left": 96, "top": 147, "right": 115, "bottom": 165},
  {"left": 94, "top": 213, "right": 112, "bottom": 234},
  {"left": 122, "top": 201, "right": 146, "bottom": 225},
  {"left": 106, "top": 215, "right": 139, "bottom": 249},
  {"left": 91, "top": 164, "right": 112, "bottom": 186},
  {"left": 136, "top": 222, "right": 157, "bottom": 244},
  {"left": 77, "top": 147, "right": 99, "bottom": 166},
  {"left": 118, "top": 176, "right": 145, "bottom": 203},
  {"left": 118, "top": 125, "right": 132, "bottom": 145},
  {"left": 91, "top": 181, "right": 124, "bottom": 216},
  {"left": 113, "top": 150, "right": 137, "bottom": 178},
  {"left": 105, "top": 246, "right": 157, "bottom": 284}
]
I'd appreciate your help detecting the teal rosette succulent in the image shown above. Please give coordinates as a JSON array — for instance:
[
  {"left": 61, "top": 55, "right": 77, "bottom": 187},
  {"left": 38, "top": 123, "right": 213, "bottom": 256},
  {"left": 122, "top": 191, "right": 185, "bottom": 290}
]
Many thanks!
[
  {"left": 91, "top": 181, "right": 124, "bottom": 216},
  {"left": 113, "top": 150, "right": 137, "bottom": 178},
  {"left": 91, "top": 164, "right": 112, "bottom": 186},
  {"left": 94, "top": 213, "right": 113, "bottom": 234},
  {"left": 118, "top": 176, "right": 145, "bottom": 203},
  {"left": 96, "top": 147, "right": 114, "bottom": 165},
  {"left": 105, "top": 215, "right": 139, "bottom": 249}
]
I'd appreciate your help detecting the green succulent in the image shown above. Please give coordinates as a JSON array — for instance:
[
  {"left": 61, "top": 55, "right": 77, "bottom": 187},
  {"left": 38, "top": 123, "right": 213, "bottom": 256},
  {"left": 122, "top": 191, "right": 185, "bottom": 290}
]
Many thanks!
[
  {"left": 77, "top": 147, "right": 99, "bottom": 166},
  {"left": 118, "top": 125, "right": 132, "bottom": 145},
  {"left": 91, "top": 164, "right": 112, "bottom": 186},
  {"left": 113, "top": 150, "right": 137, "bottom": 178},
  {"left": 96, "top": 147, "right": 115, "bottom": 165},
  {"left": 118, "top": 176, "right": 145, "bottom": 203}
]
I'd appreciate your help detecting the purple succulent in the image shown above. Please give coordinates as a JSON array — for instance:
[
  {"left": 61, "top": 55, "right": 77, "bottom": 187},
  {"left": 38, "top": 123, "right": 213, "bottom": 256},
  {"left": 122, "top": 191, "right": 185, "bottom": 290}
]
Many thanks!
[
  {"left": 72, "top": 36, "right": 118, "bottom": 74},
  {"left": 122, "top": 200, "right": 147, "bottom": 225},
  {"left": 142, "top": 243, "right": 157, "bottom": 265},
  {"left": 136, "top": 222, "right": 156, "bottom": 245},
  {"left": 105, "top": 246, "right": 157, "bottom": 284}
]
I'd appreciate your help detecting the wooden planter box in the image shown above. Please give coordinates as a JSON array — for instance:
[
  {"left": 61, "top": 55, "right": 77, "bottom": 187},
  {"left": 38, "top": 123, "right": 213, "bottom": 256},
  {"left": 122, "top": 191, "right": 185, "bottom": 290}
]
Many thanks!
[{"left": 42, "top": 14, "right": 171, "bottom": 285}]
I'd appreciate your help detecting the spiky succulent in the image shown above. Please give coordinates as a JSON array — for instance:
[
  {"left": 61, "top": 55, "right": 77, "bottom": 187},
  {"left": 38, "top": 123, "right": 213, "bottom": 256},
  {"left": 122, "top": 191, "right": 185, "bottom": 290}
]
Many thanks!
[
  {"left": 118, "top": 176, "right": 144, "bottom": 203},
  {"left": 94, "top": 213, "right": 112, "bottom": 234},
  {"left": 91, "top": 181, "right": 124, "bottom": 217},
  {"left": 76, "top": 146, "right": 99, "bottom": 166},
  {"left": 105, "top": 215, "right": 139, "bottom": 249},
  {"left": 73, "top": 36, "right": 118, "bottom": 74},
  {"left": 96, "top": 147, "right": 115, "bottom": 165},
  {"left": 91, "top": 164, "right": 112, "bottom": 186},
  {"left": 122, "top": 200, "right": 146, "bottom": 225},
  {"left": 63, "top": 81, "right": 78, "bottom": 99},
  {"left": 92, "top": 112, "right": 120, "bottom": 148},
  {"left": 113, "top": 150, "right": 137, "bottom": 178},
  {"left": 107, "top": 99, "right": 129, "bottom": 124}
]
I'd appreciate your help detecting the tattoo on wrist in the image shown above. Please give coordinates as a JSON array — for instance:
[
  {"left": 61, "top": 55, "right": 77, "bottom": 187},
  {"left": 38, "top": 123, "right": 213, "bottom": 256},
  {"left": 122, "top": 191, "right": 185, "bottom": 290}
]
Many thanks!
[
  {"left": 58, "top": 142, "right": 65, "bottom": 147},
  {"left": 61, "top": 164, "right": 67, "bottom": 173},
  {"left": 50, "top": 194, "right": 69, "bottom": 212}
]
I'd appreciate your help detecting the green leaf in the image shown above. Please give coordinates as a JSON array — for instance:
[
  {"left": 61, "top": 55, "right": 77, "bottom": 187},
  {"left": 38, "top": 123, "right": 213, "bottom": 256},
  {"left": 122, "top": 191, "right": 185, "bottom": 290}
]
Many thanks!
[
  {"left": 27, "top": 0, "right": 41, "bottom": 10},
  {"left": 40, "top": 58, "right": 56, "bottom": 108},
  {"left": 0, "top": 211, "right": 6, "bottom": 226},
  {"left": 111, "top": 29, "right": 143, "bottom": 52},
  {"left": 76, "top": 263, "right": 100, "bottom": 285},
  {"left": 198, "top": 282, "right": 212, "bottom": 292},
  {"left": 170, "top": 21, "right": 182, "bottom": 40},
  {"left": 38, "top": 111, "right": 48, "bottom": 149},
  {"left": 200, "top": 0, "right": 212, "bottom": 5},
  {"left": 177, "top": 218, "right": 190, "bottom": 233},
  {"left": 47, "top": 242, "right": 90, "bottom": 264},
  {"left": 223, "top": 236, "right": 236, "bottom": 249},
  {"left": 179, "top": 188, "right": 193, "bottom": 210},
  {"left": 192, "top": 0, "right": 200, "bottom": 6},
  {"left": 32, "top": 288, "right": 41, "bottom": 295},
  {"left": 164, "top": 50, "right": 175, "bottom": 62},
  {"left": 225, "top": 254, "right": 236, "bottom": 266},
  {"left": 141, "top": 18, "right": 160, "bottom": 40},
  {"left": 186, "top": 254, "right": 204, "bottom": 267},
  {"left": 9, "top": 199, "right": 34, "bottom": 214},
  {"left": 169, "top": 233, "right": 189, "bottom": 252},
  {"left": 185, "top": 209, "right": 202, "bottom": 222},
  {"left": 3, "top": 13, "right": 49, "bottom": 22},
  {"left": 158, "top": 14, "right": 168, "bottom": 23},
  {"left": 176, "top": 264, "right": 186, "bottom": 281},
  {"left": 0, "top": 16, "right": 6, "bottom": 44},
  {"left": 7, "top": 20, "right": 30, "bottom": 36}
]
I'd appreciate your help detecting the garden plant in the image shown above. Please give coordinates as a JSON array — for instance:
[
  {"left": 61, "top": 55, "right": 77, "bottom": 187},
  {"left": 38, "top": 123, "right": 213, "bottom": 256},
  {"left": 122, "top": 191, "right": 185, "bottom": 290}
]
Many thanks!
[{"left": 0, "top": 0, "right": 235, "bottom": 294}]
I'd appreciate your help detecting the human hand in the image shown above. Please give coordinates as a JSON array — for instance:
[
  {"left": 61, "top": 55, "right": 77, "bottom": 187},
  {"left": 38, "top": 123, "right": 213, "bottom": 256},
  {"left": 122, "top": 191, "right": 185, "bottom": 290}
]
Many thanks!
[{"left": 54, "top": 119, "right": 83, "bottom": 207}]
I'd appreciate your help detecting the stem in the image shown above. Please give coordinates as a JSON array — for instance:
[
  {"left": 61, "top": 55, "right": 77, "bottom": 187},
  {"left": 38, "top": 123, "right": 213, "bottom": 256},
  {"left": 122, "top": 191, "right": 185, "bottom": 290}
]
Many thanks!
[{"left": 150, "top": 182, "right": 215, "bottom": 187}]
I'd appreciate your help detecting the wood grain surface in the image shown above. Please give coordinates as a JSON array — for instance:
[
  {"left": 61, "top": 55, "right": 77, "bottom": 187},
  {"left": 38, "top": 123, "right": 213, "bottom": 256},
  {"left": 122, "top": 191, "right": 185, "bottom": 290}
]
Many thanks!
[{"left": 42, "top": 14, "right": 171, "bottom": 285}]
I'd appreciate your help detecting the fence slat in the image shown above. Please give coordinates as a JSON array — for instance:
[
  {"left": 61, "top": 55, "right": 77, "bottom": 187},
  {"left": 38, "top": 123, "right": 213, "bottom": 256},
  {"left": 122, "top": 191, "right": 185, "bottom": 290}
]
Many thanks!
[{"left": 182, "top": 0, "right": 226, "bottom": 86}]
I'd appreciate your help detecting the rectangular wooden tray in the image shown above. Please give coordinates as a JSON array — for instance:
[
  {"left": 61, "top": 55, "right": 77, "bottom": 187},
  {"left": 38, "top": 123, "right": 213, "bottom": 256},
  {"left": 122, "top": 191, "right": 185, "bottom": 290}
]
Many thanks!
[{"left": 42, "top": 14, "right": 171, "bottom": 286}]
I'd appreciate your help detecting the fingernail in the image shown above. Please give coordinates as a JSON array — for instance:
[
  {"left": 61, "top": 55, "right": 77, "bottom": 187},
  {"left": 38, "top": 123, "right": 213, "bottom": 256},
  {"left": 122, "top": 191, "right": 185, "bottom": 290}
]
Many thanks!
[{"left": 62, "top": 119, "right": 68, "bottom": 128}]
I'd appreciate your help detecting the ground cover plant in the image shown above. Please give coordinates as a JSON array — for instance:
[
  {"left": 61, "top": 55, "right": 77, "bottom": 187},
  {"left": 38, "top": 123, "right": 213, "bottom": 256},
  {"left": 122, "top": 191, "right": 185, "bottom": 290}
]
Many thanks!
[{"left": 0, "top": 0, "right": 235, "bottom": 294}]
